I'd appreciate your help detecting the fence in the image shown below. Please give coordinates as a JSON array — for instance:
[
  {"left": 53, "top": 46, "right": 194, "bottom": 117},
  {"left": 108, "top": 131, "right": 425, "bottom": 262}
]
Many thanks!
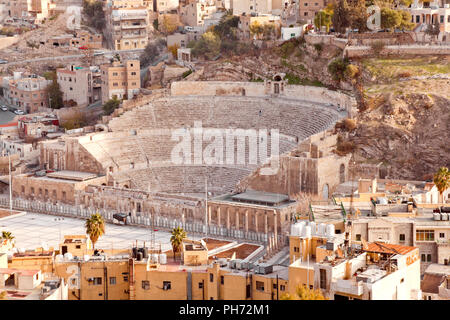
[{"left": 0, "top": 196, "right": 272, "bottom": 244}]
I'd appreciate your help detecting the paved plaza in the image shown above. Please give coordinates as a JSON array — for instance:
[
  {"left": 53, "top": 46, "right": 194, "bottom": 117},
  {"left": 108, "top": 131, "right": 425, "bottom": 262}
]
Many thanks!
[{"left": 0, "top": 212, "right": 203, "bottom": 252}]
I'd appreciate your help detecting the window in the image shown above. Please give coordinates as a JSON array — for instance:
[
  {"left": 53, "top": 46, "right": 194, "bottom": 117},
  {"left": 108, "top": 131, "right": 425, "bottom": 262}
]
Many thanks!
[
  {"left": 416, "top": 230, "right": 434, "bottom": 241},
  {"left": 163, "top": 281, "right": 171, "bottom": 290},
  {"left": 273, "top": 283, "right": 277, "bottom": 289},
  {"left": 280, "top": 285, "right": 286, "bottom": 291},
  {"left": 142, "top": 280, "right": 150, "bottom": 290},
  {"left": 220, "top": 276, "right": 224, "bottom": 285},
  {"left": 421, "top": 254, "right": 426, "bottom": 262},
  {"left": 320, "top": 269, "right": 327, "bottom": 289},
  {"left": 427, "top": 254, "right": 432, "bottom": 262},
  {"left": 123, "top": 275, "right": 128, "bottom": 282},
  {"left": 198, "top": 282, "right": 203, "bottom": 289},
  {"left": 294, "top": 247, "right": 299, "bottom": 253},
  {"left": 399, "top": 234, "right": 405, "bottom": 242},
  {"left": 76, "top": 245, "right": 81, "bottom": 249},
  {"left": 440, "top": 233, "right": 445, "bottom": 238},
  {"left": 256, "top": 281, "right": 264, "bottom": 291},
  {"left": 131, "top": 72, "right": 137, "bottom": 76},
  {"left": 440, "top": 15, "right": 444, "bottom": 23},
  {"left": 110, "top": 277, "right": 116, "bottom": 285},
  {"left": 93, "top": 277, "right": 102, "bottom": 285},
  {"left": 210, "top": 273, "right": 214, "bottom": 282},
  {"left": 356, "top": 234, "right": 361, "bottom": 241}
]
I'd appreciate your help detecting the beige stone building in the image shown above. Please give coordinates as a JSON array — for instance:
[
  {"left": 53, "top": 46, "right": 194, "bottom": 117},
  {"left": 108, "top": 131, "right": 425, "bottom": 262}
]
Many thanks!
[
  {"left": 298, "top": 0, "right": 328, "bottom": 23},
  {"left": 57, "top": 65, "right": 101, "bottom": 106},
  {"left": 2, "top": 73, "right": 51, "bottom": 113},
  {"left": 106, "top": 0, "right": 149, "bottom": 51},
  {"left": 231, "top": 0, "right": 273, "bottom": 15},
  {"left": 100, "top": 60, "right": 141, "bottom": 104},
  {"left": 179, "top": 0, "right": 217, "bottom": 27},
  {"left": 238, "top": 14, "right": 282, "bottom": 40},
  {"left": 0, "top": 0, "right": 55, "bottom": 24}
]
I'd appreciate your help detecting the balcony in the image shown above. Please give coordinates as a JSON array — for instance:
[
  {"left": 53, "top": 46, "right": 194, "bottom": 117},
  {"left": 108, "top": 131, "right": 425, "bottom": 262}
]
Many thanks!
[
  {"left": 332, "top": 279, "right": 364, "bottom": 296},
  {"left": 121, "top": 24, "right": 146, "bottom": 29}
]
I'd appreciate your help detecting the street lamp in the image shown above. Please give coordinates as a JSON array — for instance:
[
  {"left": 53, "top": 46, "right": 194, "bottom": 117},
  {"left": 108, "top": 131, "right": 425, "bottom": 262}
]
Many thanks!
[{"left": 54, "top": 217, "right": 65, "bottom": 242}]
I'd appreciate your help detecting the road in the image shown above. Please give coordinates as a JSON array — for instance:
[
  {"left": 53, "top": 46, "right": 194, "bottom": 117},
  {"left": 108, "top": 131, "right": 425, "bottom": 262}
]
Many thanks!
[{"left": 4, "top": 48, "right": 145, "bottom": 66}]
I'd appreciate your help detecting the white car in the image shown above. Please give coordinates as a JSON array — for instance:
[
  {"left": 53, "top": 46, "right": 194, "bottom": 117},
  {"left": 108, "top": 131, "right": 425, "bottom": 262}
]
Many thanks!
[
  {"left": 1, "top": 106, "right": 8, "bottom": 111},
  {"left": 14, "top": 109, "right": 24, "bottom": 115}
]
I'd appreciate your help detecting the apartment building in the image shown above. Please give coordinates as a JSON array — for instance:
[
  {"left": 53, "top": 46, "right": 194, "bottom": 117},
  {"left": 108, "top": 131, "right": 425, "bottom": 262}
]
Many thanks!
[
  {"left": 2, "top": 73, "right": 51, "bottom": 113},
  {"left": 231, "top": 0, "right": 273, "bottom": 16},
  {"left": 57, "top": 65, "right": 101, "bottom": 106},
  {"left": 153, "top": 0, "right": 179, "bottom": 12},
  {"left": 238, "top": 13, "right": 282, "bottom": 39},
  {"left": 408, "top": 0, "right": 450, "bottom": 33},
  {"left": 106, "top": 0, "right": 149, "bottom": 51},
  {"left": 179, "top": 0, "right": 217, "bottom": 27},
  {"left": 0, "top": 0, "right": 55, "bottom": 24},
  {"left": 101, "top": 60, "right": 141, "bottom": 104},
  {"left": 298, "top": 0, "right": 327, "bottom": 24}
]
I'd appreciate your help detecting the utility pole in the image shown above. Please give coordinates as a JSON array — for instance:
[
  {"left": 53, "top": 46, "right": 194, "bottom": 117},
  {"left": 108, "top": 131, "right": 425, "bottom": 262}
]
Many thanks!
[
  {"left": 205, "top": 176, "right": 208, "bottom": 237},
  {"left": 8, "top": 152, "right": 12, "bottom": 213}
]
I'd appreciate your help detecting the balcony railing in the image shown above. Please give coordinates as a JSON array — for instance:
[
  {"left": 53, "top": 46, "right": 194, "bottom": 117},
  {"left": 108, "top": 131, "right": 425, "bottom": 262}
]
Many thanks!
[{"left": 332, "top": 279, "right": 364, "bottom": 296}]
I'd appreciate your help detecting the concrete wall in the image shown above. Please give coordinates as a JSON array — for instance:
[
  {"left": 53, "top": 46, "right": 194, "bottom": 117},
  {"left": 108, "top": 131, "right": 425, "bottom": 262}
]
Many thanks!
[{"left": 345, "top": 45, "right": 450, "bottom": 58}]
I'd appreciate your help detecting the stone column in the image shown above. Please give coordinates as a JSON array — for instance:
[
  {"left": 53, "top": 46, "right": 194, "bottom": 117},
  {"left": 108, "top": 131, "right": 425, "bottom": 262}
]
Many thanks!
[
  {"left": 264, "top": 212, "right": 268, "bottom": 234},
  {"left": 226, "top": 208, "right": 230, "bottom": 230},
  {"left": 235, "top": 210, "right": 239, "bottom": 230},
  {"left": 245, "top": 210, "right": 249, "bottom": 233},
  {"left": 217, "top": 207, "right": 221, "bottom": 228},
  {"left": 254, "top": 210, "right": 258, "bottom": 233},
  {"left": 208, "top": 205, "right": 212, "bottom": 226},
  {"left": 273, "top": 210, "right": 278, "bottom": 249}
]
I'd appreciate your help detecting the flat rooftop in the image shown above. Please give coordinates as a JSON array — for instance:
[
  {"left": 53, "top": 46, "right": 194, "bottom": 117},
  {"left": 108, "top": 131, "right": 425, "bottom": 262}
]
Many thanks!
[
  {"left": 212, "top": 190, "right": 295, "bottom": 209},
  {"left": 0, "top": 212, "right": 209, "bottom": 252},
  {"left": 46, "top": 171, "right": 99, "bottom": 181},
  {"left": 424, "top": 263, "right": 450, "bottom": 276}
]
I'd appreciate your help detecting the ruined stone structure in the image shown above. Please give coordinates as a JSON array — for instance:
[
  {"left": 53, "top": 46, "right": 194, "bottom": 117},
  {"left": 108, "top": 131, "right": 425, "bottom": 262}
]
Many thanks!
[{"left": 22, "top": 79, "right": 355, "bottom": 249}]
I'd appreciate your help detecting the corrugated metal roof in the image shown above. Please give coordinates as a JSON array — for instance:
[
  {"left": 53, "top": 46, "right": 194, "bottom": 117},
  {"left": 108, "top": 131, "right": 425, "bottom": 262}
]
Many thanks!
[{"left": 364, "top": 242, "right": 417, "bottom": 255}]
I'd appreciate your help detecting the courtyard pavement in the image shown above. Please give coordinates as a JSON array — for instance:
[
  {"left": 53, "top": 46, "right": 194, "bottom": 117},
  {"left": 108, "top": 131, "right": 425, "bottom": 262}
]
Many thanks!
[{"left": 0, "top": 212, "right": 203, "bottom": 252}]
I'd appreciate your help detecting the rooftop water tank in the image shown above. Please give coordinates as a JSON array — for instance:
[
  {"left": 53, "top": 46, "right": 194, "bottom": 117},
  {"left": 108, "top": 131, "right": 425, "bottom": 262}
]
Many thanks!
[
  {"left": 326, "top": 224, "right": 335, "bottom": 238},
  {"left": 319, "top": 224, "right": 326, "bottom": 237},
  {"left": 433, "top": 212, "right": 441, "bottom": 221},
  {"left": 83, "top": 255, "right": 90, "bottom": 262},
  {"left": 55, "top": 254, "right": 64, "bottom": 263},
  {"left": 64, "top": 253, "right": 73, "bottom": 261},
  {"left": 159, "top": 253, "right": 167, "bottom": 265},
  {"left": 303, "top": 226, "right": 312, "bottom": 239},
  {"left": 310, "top": 222, "right": 316, "bottom": 236},
  {"left": 441, "top": 212, "right": 449, "bottom": 221},
  {"left": 151, "top": 253, "right": 159, "bottom": 263}
]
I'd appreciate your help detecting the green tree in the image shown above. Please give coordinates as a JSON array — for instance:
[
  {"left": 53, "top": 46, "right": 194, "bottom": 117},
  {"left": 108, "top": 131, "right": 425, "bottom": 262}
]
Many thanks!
[
  {"left": 398, "top": 11, "right": 415, "bottom": 31},
  {"left": 280, "top": 285, "right": 327, "bottom": 300},
  {"left": 315, "top": 10, "right": 332, "bottom": 32},
  {"left": 249, "top": 21, "right": 264, "bottom": 39},
  {"left": 213, "top": 11, "right": 239, "bottom": 40},
  {"left": 103, "top": 96, "right": 121, "bottom": 115},
  {"left": 170, "top": 227, "right": 187, "bottom": 260},
  {"left": 349, "top": 0, "right": 369, "bottom": 33},
  {"left": 381, "top": 7, "right": 402, "bottom": 31},
  {"left": 1, "top": 231, "right": 15, "bottom": 241},
  {"left": 433, "top": 167, "right": 450, "bottom": 203},
  {"left": 331, "top": 0, "right": 351, "bottom": 34},
  {"left": 153, "top": 19, "right": 159, "bottom": 31},
  {"left": 82, "top": 0, "right": 106, "bottom": 31},
  {"left": 425, "top": 19, "right": 440, "bottom": 41},
  {"left": 328, "top": 57, "right": 350, "bottom": 82},
  {"left": 45, "top": 77, "right": 64, "bottom": 109},
  {"left": 85, "top": 212, "right": 105, "bottom": 250},
  {"left": 191, "top": 31, "right": 221, "bottom": 60},
  {"left": 140, "top": 43, "right": 160, "bottom": 66}
]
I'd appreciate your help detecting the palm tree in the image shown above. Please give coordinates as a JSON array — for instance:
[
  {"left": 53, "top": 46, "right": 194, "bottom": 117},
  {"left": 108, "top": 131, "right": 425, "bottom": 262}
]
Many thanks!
[
  {"left": 1, "top": 231, "right": 14, "bottom": 241},
  {"left": 433, "top": 167, "right": 450, "bottom": 203},
  {"left": 85, "top": 212, "right": 105, "bottom": 250},
  {"left": 170, "top": 227, "right": 187, "bottom": 260},
  {"left": 0, "top": 291, "right": 7, "bottom": 300}
]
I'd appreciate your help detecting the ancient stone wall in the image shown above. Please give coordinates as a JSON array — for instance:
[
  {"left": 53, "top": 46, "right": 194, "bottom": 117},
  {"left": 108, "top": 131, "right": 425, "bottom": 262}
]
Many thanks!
[{"left": 345, "top": 45, "right": 450, "bottom": 58}]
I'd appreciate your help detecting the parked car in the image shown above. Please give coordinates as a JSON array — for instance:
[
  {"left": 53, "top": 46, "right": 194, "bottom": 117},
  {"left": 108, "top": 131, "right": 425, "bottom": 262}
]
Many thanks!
[
  {"left": 0, "top": 59, "right": 8, "bottom": 64},
  {"left": 93, "top": 50, "right": 105, "bottom": 56},
  {"left": 0, "top": 105, "right": 8, "bottom": 111},
  {"left": 14, "top": 109, "right": 24, "bottom": 115},
  {"left": 79, "top": 46, "right": 88, "bottom": 50}
]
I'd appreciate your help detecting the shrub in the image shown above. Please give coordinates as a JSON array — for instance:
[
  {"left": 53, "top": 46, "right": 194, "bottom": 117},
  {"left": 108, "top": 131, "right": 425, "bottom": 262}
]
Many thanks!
[
  {"left": 345, "top": 64, "right": 359, "bottom": 79},
  {"left": 313, "top": 43, "right": 323, "bottom": 55},
  {"left": 370, "top": 40, "right": 386, "bottom": 56},
  {"left": 182, "top": 70, "right": 192, "bottom": 78},
  {"left": 328, "top": 58, "right": 350, "bottom": 82}
]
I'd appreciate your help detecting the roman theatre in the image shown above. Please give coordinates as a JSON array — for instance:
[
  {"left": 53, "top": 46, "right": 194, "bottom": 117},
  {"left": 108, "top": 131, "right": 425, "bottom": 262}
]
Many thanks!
[{"left": 16, "top": 77, "right": 357, "bottom": 250}]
